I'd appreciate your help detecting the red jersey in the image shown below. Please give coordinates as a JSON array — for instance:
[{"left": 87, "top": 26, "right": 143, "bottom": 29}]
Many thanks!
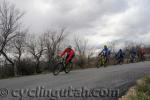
[
  {"left": 61, "top": 48, "right": 75, "bottom": 63},
  {"left": 140, "top": 48, "right": 145, "bottom": 55}
]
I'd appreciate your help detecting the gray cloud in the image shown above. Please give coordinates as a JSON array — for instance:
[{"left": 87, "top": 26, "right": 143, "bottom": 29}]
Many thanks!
[{"left": 5, "top": 0, "right": 150, "bottom": 45}]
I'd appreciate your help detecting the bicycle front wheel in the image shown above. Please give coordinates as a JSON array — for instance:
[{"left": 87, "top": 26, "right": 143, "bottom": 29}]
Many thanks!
[
  {"left": 53, "top": 63, "right": 62, "bottom": 76},
  {"left": 64, "top": 63, "right": 73, "bottom": 73}
]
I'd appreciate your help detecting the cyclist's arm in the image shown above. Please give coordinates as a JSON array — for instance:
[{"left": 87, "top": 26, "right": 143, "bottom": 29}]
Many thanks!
[
  {"left": 98, "top": 52, "right": 101, "bottom": 56},
  {"left": 61, "top": 49, "right": 67, "bottom": 57},
  {"left": 98, "top": 49, "right": 104, "bottom": 56}
]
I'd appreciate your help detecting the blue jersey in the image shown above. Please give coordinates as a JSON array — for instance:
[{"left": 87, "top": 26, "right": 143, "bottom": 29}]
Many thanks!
[
  {"left": 117, "top": 50, "right": 124, "bottom": 58},
  {"left": 130, "top": 48, "right": 136, "bottom": 55},
  {"left": 101, "top": 48, "right": 110, "bottom": 56}
]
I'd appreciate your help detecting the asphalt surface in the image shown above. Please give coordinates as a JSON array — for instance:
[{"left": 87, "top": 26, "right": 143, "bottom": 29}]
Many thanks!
[{"left": 0, "top": 61, "right": 150, "bottom": 100}]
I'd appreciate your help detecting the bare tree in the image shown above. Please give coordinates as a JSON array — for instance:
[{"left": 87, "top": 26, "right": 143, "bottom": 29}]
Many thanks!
[
  {"left": 13, "top": 30, "right": 27, "bottom": 65},
  {"left": 0, "top": 1, "right": 24, "bottom": 75},
  {"left": 43, "top": 28, "right": 66, "bottom": 68},
  {"left": 74, "top": 36, "right": 88, "bottom": 56},
  {"left": 74, "top": 35, "right": 88, "bottom": 67},
  {"left": 107, "top": 40, "right": 118, "bottom": 53},
  {"left": 87, "top": 46, "right": 96, "bottom": 63},
  {"left": 27, "top": 34, "right": 45, "bottom": 73}
]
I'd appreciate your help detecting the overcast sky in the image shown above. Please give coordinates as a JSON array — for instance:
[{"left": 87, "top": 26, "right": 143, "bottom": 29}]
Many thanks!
[{"left": 6, "top": 0, "right": 150, "bottom": 47}]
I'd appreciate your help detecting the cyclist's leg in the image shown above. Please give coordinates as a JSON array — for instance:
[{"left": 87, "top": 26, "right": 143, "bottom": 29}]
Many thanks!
[
  {"left": 101, "top": 56, "right": 105, "bottom": 65},
  {"left": 70, "top": 54, "right": 75, "bottom": 63},
  {"left": 65, "top": 54, "right": 74, "bottom": 66},
  {"left": 64, "top": 55, "right": 74, "bottom": 73},
  {"left": 141, "top": 54, "right": 144, "bottom": 61},
  {"left": 105, "top": 54, "right": 108, "bottom": 63}
]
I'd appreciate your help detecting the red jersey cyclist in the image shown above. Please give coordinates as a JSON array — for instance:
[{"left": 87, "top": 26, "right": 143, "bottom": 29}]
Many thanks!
[{"left": 60, "top": 45, "right": 75, "bottom": 64}]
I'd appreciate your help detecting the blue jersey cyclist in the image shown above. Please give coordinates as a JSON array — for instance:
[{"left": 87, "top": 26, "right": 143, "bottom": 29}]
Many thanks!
[{"left": 98, "top": 45, "right": 111, "bottom": 61}]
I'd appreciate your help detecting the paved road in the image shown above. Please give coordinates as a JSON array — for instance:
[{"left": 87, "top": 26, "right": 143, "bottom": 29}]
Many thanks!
[{"left": 0, "top": 61, "right": 150, "bottom": 100}]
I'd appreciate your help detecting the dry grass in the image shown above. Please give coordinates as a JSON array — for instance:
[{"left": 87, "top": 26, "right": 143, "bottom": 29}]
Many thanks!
[{"left": 119, "top": 75, "right": 150, "bottom": 100}]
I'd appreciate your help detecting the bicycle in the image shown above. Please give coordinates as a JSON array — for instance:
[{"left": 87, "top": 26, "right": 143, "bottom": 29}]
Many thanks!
[
  {"left": 115, "top": 54, "right": 124, "bottom": 65},
  {"left": 53, "top": 56, "right": 73, "bottom": 76},
  {"left": 96, "top": 54, "right": 107, "bottom": 68},
  {"left": 129, "top": 54, "right": 138, "bottom": 63}
]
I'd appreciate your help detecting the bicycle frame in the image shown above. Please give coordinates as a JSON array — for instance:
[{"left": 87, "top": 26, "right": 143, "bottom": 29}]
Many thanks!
[
  {"left": 53, "top": 56, "right": 73, "bottom": 75},
  {"left": 97, "top": 54, "right": 107, "bottom": 67}
]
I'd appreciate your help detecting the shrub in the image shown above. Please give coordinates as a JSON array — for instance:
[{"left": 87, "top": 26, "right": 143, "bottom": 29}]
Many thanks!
[
  {"left": 0, "top": 64, "right": 14, "bottom": 78},
  {"left": 16, "top": 58, "right": 36, "bottom": 75},
  {"left": 75, "top": 55, "right": 87, "bottom": 68}
]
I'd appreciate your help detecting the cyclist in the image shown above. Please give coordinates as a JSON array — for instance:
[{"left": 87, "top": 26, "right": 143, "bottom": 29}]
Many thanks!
[
  {"left": 60, "top": 45, "right": 75, "bottom": 64},
  {"left": 130, "top": 47, "right": 137, "bottom": 63},
  {"left": 139, "top": 47, "right": 145, "bottom": 61},
  {"left": 98, "top": 45, "right": 110, "bottom": 63},
  {"left": 116, "top": 49, "right": 124, "bottom": 64}
]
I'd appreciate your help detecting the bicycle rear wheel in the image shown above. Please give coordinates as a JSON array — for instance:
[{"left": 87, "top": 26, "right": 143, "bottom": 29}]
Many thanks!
[
  {"left": 53, "top": 63, "right": 62, "bottom": 76},
  {"left": 64, "top": 62, "right": 73, "bottom": 73},
  {"left": 97, "top": 56, "right": 104, "bottom": 68},
  {"left": 103, "top": 57, "right": 107, "bottom": 67}
]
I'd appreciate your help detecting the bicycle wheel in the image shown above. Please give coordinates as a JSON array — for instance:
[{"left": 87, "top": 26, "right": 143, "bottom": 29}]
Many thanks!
[
  {"left": 64, "top": 62, "right": 73, "bottom": 73},
  {"left": 103, "top": 57, "right": 107, "bottom": 67},
  {"left": 53, "top": 63, "right": 62, "bottom": 76},
  {"left": 96, "top": 59, "right": 100, "bottom": 68}
]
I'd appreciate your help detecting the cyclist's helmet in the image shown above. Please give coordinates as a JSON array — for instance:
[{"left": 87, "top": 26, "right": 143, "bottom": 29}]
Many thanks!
[
  {"left": 104, "top": 45, "right": 107, "bottom": 49},
  {"left": 67, "top": 45, "right": 72, "bottom": 49}
]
